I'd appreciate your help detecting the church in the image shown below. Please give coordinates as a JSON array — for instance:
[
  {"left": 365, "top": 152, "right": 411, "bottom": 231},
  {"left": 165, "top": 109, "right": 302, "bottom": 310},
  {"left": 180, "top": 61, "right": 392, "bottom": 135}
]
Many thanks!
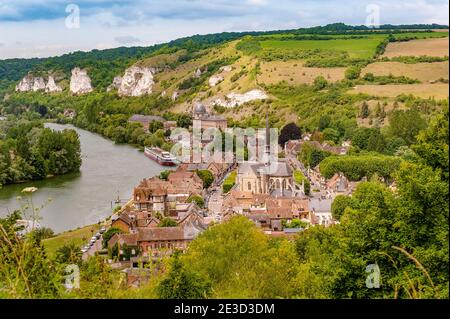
[
  {"left": 236, "top": 112, "right": 305, "bottom": 197},
  {"left": 237, "top": 160, "right": 304, "bottom": 197}
]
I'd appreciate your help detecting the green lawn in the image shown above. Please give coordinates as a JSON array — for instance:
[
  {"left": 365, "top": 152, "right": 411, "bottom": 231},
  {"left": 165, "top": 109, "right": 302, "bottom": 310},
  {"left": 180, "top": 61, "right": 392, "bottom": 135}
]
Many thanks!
[{"left": 43, "top": 224, "right": 101, "bottom": 257}]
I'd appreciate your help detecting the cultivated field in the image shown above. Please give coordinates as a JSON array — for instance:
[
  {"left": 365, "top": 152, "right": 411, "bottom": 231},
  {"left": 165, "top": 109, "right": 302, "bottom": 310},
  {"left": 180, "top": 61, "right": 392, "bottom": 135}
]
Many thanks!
[
  {"left": 259, "top": 61, "right": 346, "bottom": 85},
  {"left": 349, "top": 83, "right": 449, "bottom": 100},
  {"left": 362, "top": 61, "right": 449, "bottom": 83},
  {"left": 260, "top": 37, "right": 383, "bottom": 59},
  {"left": 382, "top": 37, "right": 449, "bottom": 57}
]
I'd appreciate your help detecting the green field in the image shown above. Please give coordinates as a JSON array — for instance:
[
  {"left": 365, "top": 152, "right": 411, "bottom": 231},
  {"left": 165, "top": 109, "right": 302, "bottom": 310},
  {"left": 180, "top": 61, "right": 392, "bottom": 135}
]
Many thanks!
[
  {"left": 258, "top": 32, "right": 448, "bottom": 59},
  {"left": 260, "top": 37, "right": 384, "bottom": 59}
]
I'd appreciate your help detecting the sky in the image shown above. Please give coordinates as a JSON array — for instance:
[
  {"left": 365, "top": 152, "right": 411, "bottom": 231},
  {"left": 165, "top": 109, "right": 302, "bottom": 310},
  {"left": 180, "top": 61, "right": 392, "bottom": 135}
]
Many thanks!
[{"left": 0, "top": 0, "right": 448, "bottom": 59}]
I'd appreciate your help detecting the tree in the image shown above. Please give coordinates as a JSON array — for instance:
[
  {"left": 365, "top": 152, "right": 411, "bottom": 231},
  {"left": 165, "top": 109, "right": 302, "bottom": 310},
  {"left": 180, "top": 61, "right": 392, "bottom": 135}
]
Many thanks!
[
  {"left": 157, "top": 252, "right": 212, "bottom": 299},
  {"left": 30, "top": 227, "right": 54, "bottom": 241},
  {"left": 331, "top": 195, "right": 356, "bottom": 221},
  {"left": 360, "top": 102, "right": 369, "bottom": 119},
  {"left": 160, "top": 170, "right": 171, "bottom": 180},
  {"left": 102, "top": 227, "right": 123, "bottom": 248},
  {"left": 55, "top": 242, "right": 82, "bottom": 265},
  {"left": 196, "top": 169, "right": 214, "bottom": 189},
  {"left": 113, "top": 126, "right": 128, "bottom": 144},
  {"left": 148, "top": 121, "right": 164, "bottom": 133},
  {"left": 318, "top": 115, "right": 331, "bottom": 131},
  {"left": 278, "top": 122, "right": 302, "bottom": 146},
  {"left": 176, "top": 114, "right": 192, "bottom": 128},
  {"left": 412, "top": 111, "right": 449, "bottom": 179},
  {"left": 322, "top": 128, "right": 340, "bottom": 144},
  {"left": 187, "top": 195, "right": 205, "bottom": 208},
  {"left": 387, "top": 108, "right": 426, "bottom": 145},
  {"left": 367, "top": 129, "right": 386, "bottom": 153}
]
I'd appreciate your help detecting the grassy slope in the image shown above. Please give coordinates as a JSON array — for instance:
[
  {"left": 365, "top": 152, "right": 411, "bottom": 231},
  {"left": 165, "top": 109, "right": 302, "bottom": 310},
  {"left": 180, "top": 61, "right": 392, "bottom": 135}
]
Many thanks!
[{"left": 43, "top": 224, "right": 101, "bottom": 257}]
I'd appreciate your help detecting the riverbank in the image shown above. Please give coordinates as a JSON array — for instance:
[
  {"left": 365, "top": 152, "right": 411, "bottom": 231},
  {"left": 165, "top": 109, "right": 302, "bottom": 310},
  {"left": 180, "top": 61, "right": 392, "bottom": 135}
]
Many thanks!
[{"left": 0, "top": 123, "right": 167, "bottom": 232}]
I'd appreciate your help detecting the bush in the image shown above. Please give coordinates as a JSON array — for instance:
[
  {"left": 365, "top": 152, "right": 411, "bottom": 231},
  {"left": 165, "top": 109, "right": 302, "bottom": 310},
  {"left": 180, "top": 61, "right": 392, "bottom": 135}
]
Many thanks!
[
  {"left": 313, "top": 76, "right": 328, "bottom": 91},
  {"left": 345, "top": 66, "right": 361, "bottom": 80}
]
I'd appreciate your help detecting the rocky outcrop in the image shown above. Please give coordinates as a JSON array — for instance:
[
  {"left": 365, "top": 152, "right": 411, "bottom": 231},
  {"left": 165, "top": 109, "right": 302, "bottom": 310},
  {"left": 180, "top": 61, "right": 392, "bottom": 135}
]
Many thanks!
[
  {"left": 45, "top": 75, "right": 62, "bottom": 93},
  {"left": 208, "top": 75, "right": 224, "bottom": 87},
  {"left": 208, "top": 65, "right": 232, "bottom": 87},
  {"left": 70, "top": 67, "right": 93, "bottom": 95},
  {"left": 108, "top": 66, "right": 155, "bottom": 96},
  {"left": 106, "top": 76, "right": 123, "bottom": 92},
  {"left": 194, "top": 68, "right": 203, "bottom": 78},
  {"left": 219, "top": 65, "right": 232, "bottom": 72},
  {"left": 32, "top": 77, "right": 46, "bottom": 91},
  {"left": 15, "top": 74, "right": 34, "bottom": 92},
  {"left": 213, "top": 89, "right": 268, "bottom": 108},
  {"left": 15, "top": 73, "right": 62, "bottom": 93}
]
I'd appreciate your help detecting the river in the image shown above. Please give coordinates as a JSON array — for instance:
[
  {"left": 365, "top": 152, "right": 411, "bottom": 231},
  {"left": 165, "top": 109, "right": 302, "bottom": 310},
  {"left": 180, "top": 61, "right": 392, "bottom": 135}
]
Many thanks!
[{"left": 0, "top": 123, "right": 166, "bottom": 233}]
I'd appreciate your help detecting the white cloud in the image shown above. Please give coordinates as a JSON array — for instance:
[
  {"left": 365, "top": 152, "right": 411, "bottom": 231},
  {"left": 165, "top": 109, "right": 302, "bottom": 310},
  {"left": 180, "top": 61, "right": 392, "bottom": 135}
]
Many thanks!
[{"left": 0, "top": 0, "right": 448, "bottom": 59}]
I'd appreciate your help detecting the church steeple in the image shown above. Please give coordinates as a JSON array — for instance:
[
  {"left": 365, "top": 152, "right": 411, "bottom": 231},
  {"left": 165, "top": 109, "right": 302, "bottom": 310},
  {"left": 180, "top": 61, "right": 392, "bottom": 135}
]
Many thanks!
[{"left": 265, "top": 106, "right": 270, "bottom": 164}]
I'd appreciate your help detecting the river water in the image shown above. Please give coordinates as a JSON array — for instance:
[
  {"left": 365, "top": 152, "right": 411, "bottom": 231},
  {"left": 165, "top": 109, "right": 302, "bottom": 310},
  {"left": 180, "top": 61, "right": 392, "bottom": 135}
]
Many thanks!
[{"left": 0, "top": 123, "right": 165, "bottom": 233}]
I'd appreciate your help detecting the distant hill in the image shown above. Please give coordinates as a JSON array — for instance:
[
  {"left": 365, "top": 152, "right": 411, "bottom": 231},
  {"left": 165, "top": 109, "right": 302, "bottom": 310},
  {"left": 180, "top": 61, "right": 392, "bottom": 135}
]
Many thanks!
[{"left": 0, "top": 23, "right": 447, "bottom": 89}]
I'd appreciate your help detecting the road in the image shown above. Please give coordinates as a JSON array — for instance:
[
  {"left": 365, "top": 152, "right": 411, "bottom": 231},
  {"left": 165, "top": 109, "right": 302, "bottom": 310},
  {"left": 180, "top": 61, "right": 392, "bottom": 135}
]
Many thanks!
[{"left": 82, "top": 235, "right": 103, "bottom": 261}]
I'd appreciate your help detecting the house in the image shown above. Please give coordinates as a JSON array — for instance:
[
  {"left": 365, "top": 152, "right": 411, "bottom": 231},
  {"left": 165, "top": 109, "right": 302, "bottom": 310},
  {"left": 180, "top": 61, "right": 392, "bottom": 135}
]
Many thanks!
[
  {"left": 133, "top": 175, "right": 203, "bottom": 215},
  {"left": 128, "top": 114, "right": 166, "bottom": 131},
  {"left": 111, "top": 212, "right": 134, "bottom": 233},
  {"left": 309, "top": 197, "right": 334, "bottom": 226},
  {"left": 245, "top": 197, "right": 310, "bottom": 231}
]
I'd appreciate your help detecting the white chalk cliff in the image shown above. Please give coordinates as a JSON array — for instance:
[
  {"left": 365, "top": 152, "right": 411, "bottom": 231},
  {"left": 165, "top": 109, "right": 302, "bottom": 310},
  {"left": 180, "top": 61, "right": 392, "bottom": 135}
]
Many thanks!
[
  {"left": 15, "top": 74, "right": 34, "bottom": 92},
  {"left": 15, "top": 74, "right": 62, "bottom": 93},
  {"left": 213, "top": 89, "right": 268, "bottom": 108},
  {"left": 107, "top": 76, "right": 123, "bottom": 92},
  {"left": 109, "top": 66, "right": 155, "bottom": 96},
  {"left": 70, "top": 67, "right": 93, "bottom": 95},
  {"left": 32, "top": 77, "right": 46, "bottom": 92},
  {"left": 45, "top": 75, "right": 62, "bottom": 93}
]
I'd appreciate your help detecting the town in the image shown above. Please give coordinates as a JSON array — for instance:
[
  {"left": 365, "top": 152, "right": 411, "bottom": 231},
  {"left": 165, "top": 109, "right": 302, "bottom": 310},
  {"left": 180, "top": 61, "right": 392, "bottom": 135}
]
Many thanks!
[{"left": 84, "top": 100, "right": 368, "bottom": 287}]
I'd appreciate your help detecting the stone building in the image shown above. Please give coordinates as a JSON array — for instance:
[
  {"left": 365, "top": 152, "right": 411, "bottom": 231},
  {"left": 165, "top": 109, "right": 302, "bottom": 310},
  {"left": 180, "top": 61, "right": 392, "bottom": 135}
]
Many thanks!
[
  {"left": 237, "top": 160, "right": 303, "bottom": 197},
  {"left": 192, "top": 101, "right": 227, "bottom": 131}
]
